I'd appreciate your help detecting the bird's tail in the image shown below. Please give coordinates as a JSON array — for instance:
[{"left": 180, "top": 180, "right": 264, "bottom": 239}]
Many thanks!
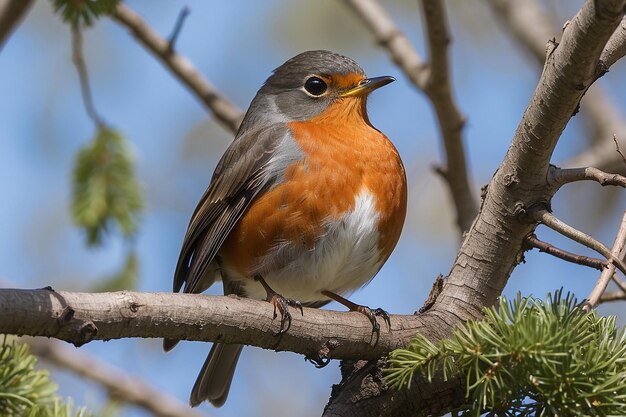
[
  {"left": 190, "top": 343, "right": 244, "bottom": 407},
  {"left": 163, "top": 338, "right": 179, "bottom": 352}
]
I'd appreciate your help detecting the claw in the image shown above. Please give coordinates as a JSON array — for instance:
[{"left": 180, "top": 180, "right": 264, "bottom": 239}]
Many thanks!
[
  {"left": 268, "top": 293, "right": 296, "bottom": 335},
  {"left": 320, "top": 290, "right": 392, "bottom": 347},
  {"left": 352, "top": 305, "right": 391, "bottom": 346},
  {"left": 255, "top": 275, "right": 303, "bottom": 336},
  {"left": 294, "top": 300, "right": 304, "bottom": 316},
  {"left": 305, "top": 355, "right": 331, "bottom": 368},
  {"left": 374, "top": 307, "right": 391, "bottom": 330}
]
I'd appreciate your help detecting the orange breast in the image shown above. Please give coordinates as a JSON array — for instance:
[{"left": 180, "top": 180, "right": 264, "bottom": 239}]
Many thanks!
[{"left": 219, "top": 97, "right": 407, "bottom": 278}]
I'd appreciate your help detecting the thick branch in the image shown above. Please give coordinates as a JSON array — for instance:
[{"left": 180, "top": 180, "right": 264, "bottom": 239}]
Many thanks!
[
  {"left": 26, "top": 337, "right": 209, "bottom": 417},
  {"left": 342, "top": 0, "right": 477, "bottom": 233},
  {"left": 0, "top": 288, "right": 436, "bottom": 360},
  {"left": 111, "top": 3, "right": 244, "bottom": 133},
  {"left": 0, "top": 0, "right": 34, "bottom": 49},
  {"left": 487, "top": 0, "right": 626, "bottom": 174}
]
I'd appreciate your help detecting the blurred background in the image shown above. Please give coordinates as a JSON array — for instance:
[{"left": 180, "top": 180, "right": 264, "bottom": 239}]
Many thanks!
[{"left": 1, "top": 0, "right": 626, "bottom": 416}]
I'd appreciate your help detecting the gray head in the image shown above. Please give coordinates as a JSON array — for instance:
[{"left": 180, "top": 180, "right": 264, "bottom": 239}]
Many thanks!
[{"left": 238, "top": 50, "right": 394, "bottom": 131}]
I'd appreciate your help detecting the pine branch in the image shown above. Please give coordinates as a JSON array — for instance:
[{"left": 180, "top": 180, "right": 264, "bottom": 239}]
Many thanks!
[
  {"left": 71, "top": 128, "right": 143, "bottom": 246},
  {"left": 386, "top": 292, "right": 626, "bottom": 415},
  {"left": 0, "top": 337, "right": 91, "bottom": 417},
  {"left": 27, "top": 337, "right": 210, "bottom": 417}
]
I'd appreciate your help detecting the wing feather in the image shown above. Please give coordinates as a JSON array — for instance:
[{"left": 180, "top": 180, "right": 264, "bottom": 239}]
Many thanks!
[{"left": 173, "top": 124, "right": 301, "bottom": 294}]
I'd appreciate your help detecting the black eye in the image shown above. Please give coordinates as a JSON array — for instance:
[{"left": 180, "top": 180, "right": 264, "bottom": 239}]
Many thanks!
[{"left": 304, "top": 76, "right": 327, "bottom": 96}]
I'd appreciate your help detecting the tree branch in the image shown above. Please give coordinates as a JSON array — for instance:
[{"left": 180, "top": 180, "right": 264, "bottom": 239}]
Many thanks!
[
  {"left": 420, "top": 0, "right": 477, "bottom": 234},
  {"left": 583, "top": 211, "right": 626, "bottom": 311},
  {"left": 599, "top": 290, "right": 626, "bottom": 303},
  {"left": 601, "top": 16, "right": 626, "bottom": 69},
  {"left": 166, "top": 6, "right": 190, "bottom": 53},
  {"left": 26, "top": 337, "right": 210, "bottom": 417},
  {"left": 547, "top": 165, "right": 626, "bottom": 189},
  {"left": 531, "top": 207, "right": 626, "bottom": 277},
  {"left": 0, "top": 0, "right": 34, "bottom": 50},
  {"left": 324, "top": 1, "right": 626, "bottom": 415},
  {"left": 342, "top": 0, "right": 477, "bottom": 233},
  {"left": 71, "top": 25, "right": 107, "bottom": 128},
  {"left": 0, "top": 288, "right": 433, "bottom": 360},
  {"left": 486, "top": 0, "right": 626, "bottom": 174},
  {"left": 111, "top": 3, "right": 244, "bottom": 133},
  {"left": 340, "top": 0, "right": 428, "bottom": 88},
  {"left": 524, "top": 233, "right": 606, "bottom": 271}
]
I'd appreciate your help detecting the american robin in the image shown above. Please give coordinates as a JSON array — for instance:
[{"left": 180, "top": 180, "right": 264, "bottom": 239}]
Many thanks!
[{"left": 164, "top": 50, "right": 407, "bottom": 407}]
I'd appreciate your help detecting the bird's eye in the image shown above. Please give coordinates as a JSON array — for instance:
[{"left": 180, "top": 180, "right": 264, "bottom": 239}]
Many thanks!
[{"left": 304, "top": 76, "right": 328, "bottom": 96}]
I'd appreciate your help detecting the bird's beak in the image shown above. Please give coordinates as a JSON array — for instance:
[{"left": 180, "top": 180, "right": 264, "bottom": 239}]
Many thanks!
[{"left": 341, "top": 76, "right": 395, "bottom": 97}]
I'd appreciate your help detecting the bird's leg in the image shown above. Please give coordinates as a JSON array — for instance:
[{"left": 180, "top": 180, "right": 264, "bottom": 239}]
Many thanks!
[
  {"left": 321, "top": 290, "right": 391, "bottom": 346},
  {"left": 254, "top": 275, "right": 303, "bottom": 335}
]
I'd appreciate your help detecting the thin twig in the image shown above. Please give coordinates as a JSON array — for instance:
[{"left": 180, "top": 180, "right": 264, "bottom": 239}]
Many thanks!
[
  {"left": 26, "top": 337, "right": 211, "bottom": 417},
  {"left": 547, "top": 165, "right": 626, "bottom": 189},
  {"left": 0, "top": 0, "right": 34, "bottom": 50},
  {"left": 167, "top": 5, "right": 190, "bottom": 53},
  {"left": 613, "top": 134, "right": 626, "bottom": 168},
  {"left": 524, "top": 233, "right": 606, "bottom": 271},
  {"left": 112, "top": 3, "right": 244, "bottom": 133},
  {"left": 531, "top": 208, "right": 626, "bottom": 278},
  {"left": 583, "top": 211, "right": 626, "bottom": 311},
  {"left": 71, "top": 25, "right": 107, "bottom": 128},
  {"left": 342, "top": 0, "right": 477, "bottom": 233}
]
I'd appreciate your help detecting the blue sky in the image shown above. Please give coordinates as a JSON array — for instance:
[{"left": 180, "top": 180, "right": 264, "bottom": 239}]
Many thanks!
[{"left": 1, "top": 1, "right": 626, "bottom": 416}]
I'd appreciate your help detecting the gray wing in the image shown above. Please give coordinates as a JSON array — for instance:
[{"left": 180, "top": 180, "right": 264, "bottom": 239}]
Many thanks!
[{"left": 173, "top": 124, "right": 302, "bottom": 295}]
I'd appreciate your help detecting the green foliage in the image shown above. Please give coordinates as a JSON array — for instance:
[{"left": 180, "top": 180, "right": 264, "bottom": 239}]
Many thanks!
[
  {"left": 385, "top": 291, "right": 626, "bottom": 416},
  {"left": 91, "top": 250, "right": 138, "bottom": 292},
  {"left": 71, "top": 128, "right": 143, "bottom": 247},
  {"left": 0, "top": 339, "right": 90, "bottom": 417},
  {"left": 52, "top": 0, "right": 119, "bottom": 28}
]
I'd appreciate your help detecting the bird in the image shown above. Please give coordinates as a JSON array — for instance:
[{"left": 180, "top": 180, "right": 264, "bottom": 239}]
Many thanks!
[{"left": 164, "top": 50, "right": 407, "bottom": 408}]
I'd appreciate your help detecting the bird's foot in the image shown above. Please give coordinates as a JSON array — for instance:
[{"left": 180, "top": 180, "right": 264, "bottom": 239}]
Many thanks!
[
  {"left": 321, "top": 290, "right": 391, "bottom": 346},
  {"left": 255, "top": 275, "right": 303, "bottom": 335},
  {"left": 353, "top": 305, "right": 391, "bottom": 346}
]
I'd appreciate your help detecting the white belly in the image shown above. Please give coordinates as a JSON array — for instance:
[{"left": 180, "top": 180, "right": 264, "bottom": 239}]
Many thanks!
[{"left": 228, "top": 189, "right": 383, "bottom": 303}]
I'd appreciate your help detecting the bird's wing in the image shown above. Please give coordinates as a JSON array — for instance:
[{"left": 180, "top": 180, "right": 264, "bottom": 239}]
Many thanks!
[{"left": 173, "top": 124, "right": 302, "bottom": 294}]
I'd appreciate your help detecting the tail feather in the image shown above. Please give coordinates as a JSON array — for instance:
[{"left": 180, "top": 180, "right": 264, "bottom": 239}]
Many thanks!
[
  {"left": 190, "top": 343, "right": 243, "bottom": 407},
  {"left": 163, "top": 338, "right": 179, "bottom": 352}
]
